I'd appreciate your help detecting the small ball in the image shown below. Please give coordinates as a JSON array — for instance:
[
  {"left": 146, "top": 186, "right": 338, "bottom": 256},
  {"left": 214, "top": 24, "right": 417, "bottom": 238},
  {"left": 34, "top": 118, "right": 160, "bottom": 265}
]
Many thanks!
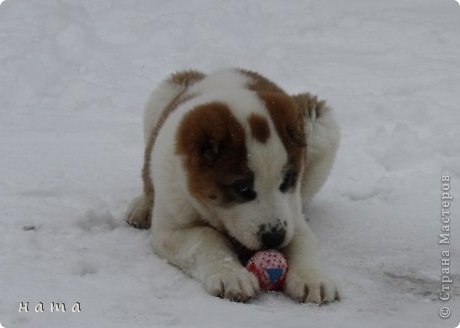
[{"left": 246, "top": 250, "right": 288, "bottom": 291}]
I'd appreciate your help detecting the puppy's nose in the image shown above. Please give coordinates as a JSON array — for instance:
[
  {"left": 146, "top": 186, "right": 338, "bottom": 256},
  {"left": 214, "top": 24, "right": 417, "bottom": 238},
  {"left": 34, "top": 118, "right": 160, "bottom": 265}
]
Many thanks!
[{"left": 261, "top": 229, "right": 286, "bottom": 249}]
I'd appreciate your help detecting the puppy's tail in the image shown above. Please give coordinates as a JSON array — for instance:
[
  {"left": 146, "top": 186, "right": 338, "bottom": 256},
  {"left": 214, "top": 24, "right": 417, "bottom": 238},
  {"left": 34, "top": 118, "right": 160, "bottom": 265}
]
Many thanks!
[{"left": 168, "top": 70, "right": 206, "bottom": 88}]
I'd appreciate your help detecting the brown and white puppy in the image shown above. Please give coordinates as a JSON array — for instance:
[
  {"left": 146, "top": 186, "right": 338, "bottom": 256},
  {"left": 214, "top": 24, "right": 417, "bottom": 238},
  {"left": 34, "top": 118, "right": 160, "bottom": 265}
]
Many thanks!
[{"left": 127, "top": 68, "right": 340, "bottom": 304}]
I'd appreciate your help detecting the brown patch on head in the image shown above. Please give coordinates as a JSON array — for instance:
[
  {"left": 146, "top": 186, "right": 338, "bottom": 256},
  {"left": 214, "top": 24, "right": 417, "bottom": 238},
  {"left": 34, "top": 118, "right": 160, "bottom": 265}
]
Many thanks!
[
  {"left": 176, "top": 102, "right": 254, "bottom": 205},
  {"left": 259, "top": 92, "right": 306, "bottom": 181},
  {"left": 239, "top": 69, "right": 306, "bottom": 192},
  {"left": 239, "top": 69, "right": 305, "bottom": 173},
  {"left": 248, "top": 113, "right": 270, "bottom": 143}
]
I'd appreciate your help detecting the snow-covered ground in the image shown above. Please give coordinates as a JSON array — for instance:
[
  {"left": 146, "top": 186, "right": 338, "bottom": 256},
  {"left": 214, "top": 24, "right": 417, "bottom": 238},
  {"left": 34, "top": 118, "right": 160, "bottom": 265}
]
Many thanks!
[{"left": 1, "top": 0, "right": 460, "bottom": 327}]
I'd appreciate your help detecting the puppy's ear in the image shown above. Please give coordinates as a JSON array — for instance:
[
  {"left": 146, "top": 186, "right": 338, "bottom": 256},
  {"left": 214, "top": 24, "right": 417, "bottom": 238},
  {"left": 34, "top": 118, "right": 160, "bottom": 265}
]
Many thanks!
[
  {"left": 259, "top": 92, "right": 306, "bottom": 147},
  {"left": 176, "top": 102, "right": 246, "bottom": 168}
]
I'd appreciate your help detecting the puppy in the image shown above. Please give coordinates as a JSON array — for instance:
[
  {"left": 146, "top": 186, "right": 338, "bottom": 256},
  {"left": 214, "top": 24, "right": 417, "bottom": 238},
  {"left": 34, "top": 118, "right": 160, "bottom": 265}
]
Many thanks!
[{"left": 127, "top": 68, "right": 340, "bottom": 304}]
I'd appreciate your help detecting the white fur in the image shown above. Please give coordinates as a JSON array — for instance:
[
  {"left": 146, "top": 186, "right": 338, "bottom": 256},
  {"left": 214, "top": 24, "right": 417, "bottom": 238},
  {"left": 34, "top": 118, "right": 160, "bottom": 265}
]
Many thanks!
[
  {"left": 143, "top": 79, "right": 184, "bottom": 144},
  {"left": 136, "top": 68, "right": 340, "bottom": 303}
]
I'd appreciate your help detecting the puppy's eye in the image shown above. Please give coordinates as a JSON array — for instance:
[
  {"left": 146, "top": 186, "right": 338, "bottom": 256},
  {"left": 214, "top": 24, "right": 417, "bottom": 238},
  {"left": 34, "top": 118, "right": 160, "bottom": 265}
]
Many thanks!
[
  {"left": 231, "top": 180, "right": 256, "bottom": 201},
  {"left": 280, "top": 170, "right": 297, "bottom": 193}
]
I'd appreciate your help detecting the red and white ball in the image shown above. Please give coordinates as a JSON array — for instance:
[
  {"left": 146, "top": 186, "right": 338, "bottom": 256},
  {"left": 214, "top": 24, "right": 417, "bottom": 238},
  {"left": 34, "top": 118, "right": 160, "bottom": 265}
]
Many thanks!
[{"left": 246, "top": 250, "right": 288, "bottom": 291}]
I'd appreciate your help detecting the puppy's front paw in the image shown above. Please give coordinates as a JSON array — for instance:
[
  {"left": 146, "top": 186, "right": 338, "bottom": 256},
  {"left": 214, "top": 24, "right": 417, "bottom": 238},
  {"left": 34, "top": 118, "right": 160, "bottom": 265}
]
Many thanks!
[
  {"left": 284, "top": 267, "right": 340, "bottom": 304},
  {"left": 203, "top": 265, "right": 260, "bottom": 302}
]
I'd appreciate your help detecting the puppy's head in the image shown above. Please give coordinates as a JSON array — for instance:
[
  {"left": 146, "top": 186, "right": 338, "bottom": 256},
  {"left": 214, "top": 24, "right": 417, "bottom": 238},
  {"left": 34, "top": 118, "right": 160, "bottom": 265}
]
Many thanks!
[{"left": 176, "top": 94, "right": 305, "bottom": 251}]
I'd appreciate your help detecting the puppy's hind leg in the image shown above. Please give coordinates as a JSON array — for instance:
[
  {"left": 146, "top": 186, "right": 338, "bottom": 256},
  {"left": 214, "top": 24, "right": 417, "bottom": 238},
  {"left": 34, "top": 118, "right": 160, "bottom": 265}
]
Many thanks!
[
  {"left": 126, "top": 137, "right": 155, "bottom": 230},
  {"left": 126, "top": 194, "right": 152, "bottom": 229}
]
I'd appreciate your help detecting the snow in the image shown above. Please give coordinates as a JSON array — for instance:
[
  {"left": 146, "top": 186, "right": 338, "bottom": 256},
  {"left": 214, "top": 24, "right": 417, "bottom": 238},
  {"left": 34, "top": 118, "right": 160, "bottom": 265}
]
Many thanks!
[{"left": 1, "top": 0, "right": 460, "bottom": 327}]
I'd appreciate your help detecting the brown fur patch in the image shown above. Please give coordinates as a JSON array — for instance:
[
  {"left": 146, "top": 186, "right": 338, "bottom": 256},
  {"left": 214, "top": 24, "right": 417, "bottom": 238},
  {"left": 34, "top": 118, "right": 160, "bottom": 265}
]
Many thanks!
[
  {"left": 168, "top": 70, "right": 206, "bottom": 87},
  {"left": 292, "top": 92, "right": 327, "bottom": 120},
  {"left": 248, "top": 113, "right": 270, "bottom": 143},
  {"left": 238, "top": 69, "right": 285, "bottom": 94},
  {"left": 130, "top": 71, "right": 205, "bottom": 229},
  {"left": 175, "top": 102, "right": 252, "bottom": 205},
  {"left": 258, "top": 92, "right": 306, "bottom": 174},
  {"left": 239, "top": 69, "right": 306, "bottom": 189}
]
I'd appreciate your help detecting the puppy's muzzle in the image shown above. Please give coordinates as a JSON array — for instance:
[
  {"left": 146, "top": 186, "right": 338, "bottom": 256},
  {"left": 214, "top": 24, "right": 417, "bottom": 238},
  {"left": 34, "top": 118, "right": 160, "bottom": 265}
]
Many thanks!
[{"left": 259, "top": 224, "right": 286, "bottom": 249}]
